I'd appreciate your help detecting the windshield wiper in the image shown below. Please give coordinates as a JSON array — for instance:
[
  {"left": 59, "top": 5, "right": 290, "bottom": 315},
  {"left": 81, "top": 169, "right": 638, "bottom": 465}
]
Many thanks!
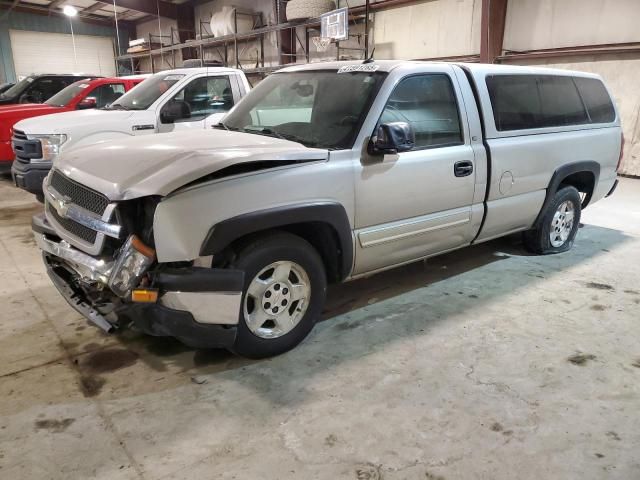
[
  {"left": 106, "top": 103, "right": 128, "bottom": 110},
  {"left": 244, "top": 127, "right": 290, "bottom": 141},
  {"left": 216, "top": 125, "right": 316, "bottom": 146},
  {"left": 247, "top": 127, "right": 315, "bottom": 146},
  {"left": 213, "top": 123, "right": 242, "bottom": 132},
  {"left": 274, "top": 131, "right": 316, "bottom": 146}
]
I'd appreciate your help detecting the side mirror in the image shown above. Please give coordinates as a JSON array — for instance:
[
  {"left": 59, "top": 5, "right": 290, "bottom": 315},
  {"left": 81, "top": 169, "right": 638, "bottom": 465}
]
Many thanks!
[
  {"left": 369, "top": 122, "right": 415, "bottom": 155},
  {"left": 160, "top": 101, "right": 190, "bottom": 124},
  {"left": 77, "top": 97, "right": 97, "bottom": 109}
]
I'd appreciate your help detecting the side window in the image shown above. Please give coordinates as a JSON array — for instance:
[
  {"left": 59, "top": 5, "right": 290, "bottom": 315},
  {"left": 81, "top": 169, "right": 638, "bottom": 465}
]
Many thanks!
[
  {"left": 22, "top": 78, "right": 67, "bottom": 103},
  {"left": 537, "top": 76, "right": 588, "bottom": 127},
  {"left": 487, "top": 74, "right": 598, "bottom": 131},
  {"left": 574, "top": 77, "right": 615, "bottom": 123},
  {"left": 165, "top": 76, "right": 234, "bottom": 122},
  {"left": 379, "top": 74, "right": 463, "bottom": 149},
  {"left": 486, "top": 75, "right": 542, "bottom": 131},
  {"left": 90, "top": 83, "right": 126, "bottom": 108}
]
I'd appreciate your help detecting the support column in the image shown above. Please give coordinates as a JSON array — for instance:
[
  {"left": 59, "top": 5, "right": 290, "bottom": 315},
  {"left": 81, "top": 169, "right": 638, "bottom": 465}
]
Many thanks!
[
  {"left": 480, "top": 0, "right": 508, "bottom": 64},
  {"left": 177, "top": 5, "right": 195, "bottom": 61},
  {"left": 0, "top": 15, "right": 16, "bottom": 82}
]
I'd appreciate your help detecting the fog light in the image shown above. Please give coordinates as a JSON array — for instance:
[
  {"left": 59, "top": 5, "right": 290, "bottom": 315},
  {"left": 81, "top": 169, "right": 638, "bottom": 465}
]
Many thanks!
[
  {"left": 108, "top": 235, "right": 155, "bottom": 297},
  {"left": 131, "top": 289, "right": 158, "bottom": 303}
]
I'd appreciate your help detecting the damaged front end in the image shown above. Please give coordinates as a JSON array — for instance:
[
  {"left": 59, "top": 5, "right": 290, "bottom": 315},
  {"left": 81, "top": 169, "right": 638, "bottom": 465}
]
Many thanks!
[{"left": 33, "top": 170, "right": 244, "bottom": 349}]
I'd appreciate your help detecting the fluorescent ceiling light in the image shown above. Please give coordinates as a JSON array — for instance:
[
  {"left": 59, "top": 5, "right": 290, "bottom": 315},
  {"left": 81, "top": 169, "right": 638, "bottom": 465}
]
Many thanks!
[{"left": 63, "top": 5, "right": 78, "bottom": 16}]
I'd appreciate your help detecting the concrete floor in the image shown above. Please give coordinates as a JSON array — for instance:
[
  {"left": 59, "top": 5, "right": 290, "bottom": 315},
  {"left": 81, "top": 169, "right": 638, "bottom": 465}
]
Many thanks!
[{"left": 0, "top": 176, "right": 638, "bottom": 480}]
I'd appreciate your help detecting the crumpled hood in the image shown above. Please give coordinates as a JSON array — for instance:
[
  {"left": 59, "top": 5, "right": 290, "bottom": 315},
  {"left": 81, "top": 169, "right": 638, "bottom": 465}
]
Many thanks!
[
  {"left": 15, "top": 109, "right": 134, "bottom": 135},
  {"left": 55, "top": 129, "right": 328, "bottom": 200}
]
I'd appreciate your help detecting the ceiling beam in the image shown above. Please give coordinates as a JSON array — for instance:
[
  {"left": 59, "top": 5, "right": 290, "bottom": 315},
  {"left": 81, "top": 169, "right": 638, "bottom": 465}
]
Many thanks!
[
  {"left": 89, "top": 0, "right": 179, "bottom": 19},
  {"left": 0, "top": 1, "right": 121, "bottom": 25},
  {"left": 83, "top": 2, "right": 105, "bottom": 13},
  {"left": 116, "top": 8, "right": 135, "bottom": 19},
  {"left": 132, "top": 13, "right": 154, "bottom": 24},
  {"left": 47, "top": 0, "right": 66, "bottom": 10}
]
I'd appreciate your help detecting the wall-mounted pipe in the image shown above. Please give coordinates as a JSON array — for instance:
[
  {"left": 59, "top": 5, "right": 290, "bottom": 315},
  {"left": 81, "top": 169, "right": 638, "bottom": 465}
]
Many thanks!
[{"left": 497, "top": 42, "right": 640, "bottom": 62}]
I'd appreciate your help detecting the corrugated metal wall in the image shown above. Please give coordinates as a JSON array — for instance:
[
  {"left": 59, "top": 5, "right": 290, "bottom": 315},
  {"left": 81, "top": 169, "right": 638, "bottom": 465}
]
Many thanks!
[{"left": 0, "top": 10, "right": 131, "bottom": 83}]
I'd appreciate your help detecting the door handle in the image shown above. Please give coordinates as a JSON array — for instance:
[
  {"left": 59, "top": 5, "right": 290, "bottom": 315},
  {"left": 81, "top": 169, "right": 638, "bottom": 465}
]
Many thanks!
[{"left": 454, "top": 160, "right": 474, "bottom": 177}]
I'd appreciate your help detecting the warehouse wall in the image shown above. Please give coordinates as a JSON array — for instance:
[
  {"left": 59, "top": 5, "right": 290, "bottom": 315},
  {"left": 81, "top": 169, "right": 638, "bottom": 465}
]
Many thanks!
[
  {"left": 504, "top": 0, "right": 640, "bottom": 51},
  {"left": 505, "top": 54, "right": 640, "bottom": 176},
  {"left": 189, "top": 0, "right": 481, "bottom": 69},
  {"left": 373, "top": 0, "right": 480, "bottom": 59},
  {"left": 0, "top": 10, "right": 131, "bottom": 83},
  {"left": 195, "top": 0, "right": 279, "bottom": 68},
  {"left": 135, "top": 16, "right": 182, "bottom": 73},
  {"left": 503, "top": 0, "right": 640, "bottom": 175}
]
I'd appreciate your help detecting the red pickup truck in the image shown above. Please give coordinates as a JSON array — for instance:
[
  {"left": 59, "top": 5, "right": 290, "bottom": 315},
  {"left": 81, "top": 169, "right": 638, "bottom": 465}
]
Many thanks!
[{"left": 0, "top": 76, "right": 146, "bottom": 174}]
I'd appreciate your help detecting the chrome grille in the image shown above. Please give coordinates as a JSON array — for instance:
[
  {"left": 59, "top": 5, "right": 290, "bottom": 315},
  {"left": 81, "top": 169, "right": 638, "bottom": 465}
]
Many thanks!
[
  {"left": 50, "top": 170, "right": 109, "bottom": 216},
  {"left": 44, "top": 170, "right": 121, "bottom": 256},
  {"left": 47, "top": 203, "right": 98, "bottom": 244}
]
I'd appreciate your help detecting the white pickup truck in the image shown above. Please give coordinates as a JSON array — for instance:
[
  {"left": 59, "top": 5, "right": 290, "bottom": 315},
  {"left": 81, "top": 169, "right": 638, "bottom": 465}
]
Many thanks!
[
  {"left": 12, "top": 66, "right": 250, "bottom": 200},
  {"left": 33, "top": 60, "right": 621, "bottom": 358}
]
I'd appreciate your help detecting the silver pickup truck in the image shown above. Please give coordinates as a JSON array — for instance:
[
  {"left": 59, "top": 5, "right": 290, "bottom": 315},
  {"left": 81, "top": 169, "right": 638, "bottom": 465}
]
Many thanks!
[{"left": 33, "top": 60, "right": 622, "bottom": 358}]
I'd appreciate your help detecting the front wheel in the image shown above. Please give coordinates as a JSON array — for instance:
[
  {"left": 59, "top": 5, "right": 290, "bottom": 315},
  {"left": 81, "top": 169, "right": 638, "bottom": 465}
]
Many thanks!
[
  {"left": 230, "top": 232, "right": 327, "bottom": 358},
  {"left": 523, "top": 185, "right": 582, "bottom": 254}
]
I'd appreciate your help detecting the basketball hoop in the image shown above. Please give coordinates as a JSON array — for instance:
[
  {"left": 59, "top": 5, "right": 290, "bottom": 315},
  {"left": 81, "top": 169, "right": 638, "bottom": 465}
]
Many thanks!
[{"left": 313, "top": 37, "right": 331, "bottom": 52}]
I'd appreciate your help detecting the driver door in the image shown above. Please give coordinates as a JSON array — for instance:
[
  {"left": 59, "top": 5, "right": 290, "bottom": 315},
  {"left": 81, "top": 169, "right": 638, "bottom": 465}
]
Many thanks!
[
  {"left": 353, "top": 69, "right": 477, "bottom": 274},
  {"left": 157, "top": 75, "right": 235, "bottom": 133}
]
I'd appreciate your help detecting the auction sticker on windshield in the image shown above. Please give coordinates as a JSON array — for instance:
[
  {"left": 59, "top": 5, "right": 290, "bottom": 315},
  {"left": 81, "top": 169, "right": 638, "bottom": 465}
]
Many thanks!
[{"left": 337, "top": 64, "right": 380, "bottom": 73}]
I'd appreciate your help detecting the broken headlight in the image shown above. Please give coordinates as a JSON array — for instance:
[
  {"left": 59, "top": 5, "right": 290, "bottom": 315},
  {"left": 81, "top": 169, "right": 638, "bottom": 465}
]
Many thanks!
[{"left": 108, "top": 235, "right": 155, "bottom": 298}]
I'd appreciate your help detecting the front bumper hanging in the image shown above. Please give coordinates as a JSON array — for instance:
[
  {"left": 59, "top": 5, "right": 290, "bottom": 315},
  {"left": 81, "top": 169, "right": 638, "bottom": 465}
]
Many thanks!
[{"left": 33, "top": 213, "right": 245, "bottom": 349}]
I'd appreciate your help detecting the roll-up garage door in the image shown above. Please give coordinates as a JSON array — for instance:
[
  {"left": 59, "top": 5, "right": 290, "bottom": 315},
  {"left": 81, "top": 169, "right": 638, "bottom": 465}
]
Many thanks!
[{"left": 10, "top": 30, "right": 116, "bottom": 78}]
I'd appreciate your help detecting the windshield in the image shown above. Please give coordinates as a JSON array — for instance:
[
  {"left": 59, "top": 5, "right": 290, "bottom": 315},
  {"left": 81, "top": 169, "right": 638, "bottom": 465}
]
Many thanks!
[
  {"left": 221, "top": 70, "right": 387, "bottom": 149},
  {"left": 0, "top": 76, "right": 33, "bottom": 99},
  {"left": 108, "top": 73, "right": 184, "bottom": 110},
  {"left": 46, "top": 80, "right": 90, "bottom": 107}
]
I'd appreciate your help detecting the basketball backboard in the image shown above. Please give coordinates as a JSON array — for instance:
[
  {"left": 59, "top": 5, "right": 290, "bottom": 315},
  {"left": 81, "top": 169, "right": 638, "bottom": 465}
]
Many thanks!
[{"left": 320, "top": 7, "right": 349, "bottom": 41}]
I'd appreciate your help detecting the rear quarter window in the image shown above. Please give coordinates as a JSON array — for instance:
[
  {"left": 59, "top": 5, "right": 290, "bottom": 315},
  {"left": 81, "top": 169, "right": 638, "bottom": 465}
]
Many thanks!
[
  {"left": 574, "top": 77, "right": 616, "bottom": 123},
  {"left": 537, "top": 76, "right": 589, "bottom": 127},
  {"left": 486, "top": 74, "right": 615, "bottom": 131},
  {"left": 485, "top": 75, "right": 542, "bottom": 131}
]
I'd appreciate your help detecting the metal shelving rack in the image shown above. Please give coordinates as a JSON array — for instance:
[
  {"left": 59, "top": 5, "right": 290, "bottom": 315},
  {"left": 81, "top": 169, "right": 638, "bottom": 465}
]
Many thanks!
[{"left": 115, "top": 1, "right": 371, "bottom": 77}]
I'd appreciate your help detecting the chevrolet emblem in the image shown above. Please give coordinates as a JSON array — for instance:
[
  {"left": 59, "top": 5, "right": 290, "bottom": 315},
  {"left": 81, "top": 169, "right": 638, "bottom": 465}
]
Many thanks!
[{"left": 55, "top": 195, "right": 73, "bottom": 218}]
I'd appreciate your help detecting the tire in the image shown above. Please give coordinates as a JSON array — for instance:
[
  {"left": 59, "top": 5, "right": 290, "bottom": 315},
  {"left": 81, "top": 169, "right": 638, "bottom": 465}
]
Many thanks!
[
  {"left": 229, "top": 232, "right": 327, "bottom": 358},
  {"left": 523, "top": 185, "right": 582, "bottom": 254},
  {"left": 286, "top": 0, "right": 336, "bottom": 21}
]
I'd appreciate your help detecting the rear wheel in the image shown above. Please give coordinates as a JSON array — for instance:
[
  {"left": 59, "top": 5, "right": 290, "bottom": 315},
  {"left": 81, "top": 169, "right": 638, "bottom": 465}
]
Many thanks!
[
  {"left": 230, "top": 232, "right": 326, "bottom": 358},
  {"left": 523, "top": 185, "right": 582, "bottom": 254}
]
